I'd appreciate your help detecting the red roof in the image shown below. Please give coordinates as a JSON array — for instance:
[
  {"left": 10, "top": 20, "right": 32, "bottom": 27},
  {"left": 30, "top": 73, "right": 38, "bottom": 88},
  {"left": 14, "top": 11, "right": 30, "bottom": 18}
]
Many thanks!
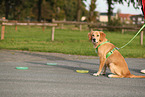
[{"left": 118, "top": 13, "right": 133, "bottom": 18}]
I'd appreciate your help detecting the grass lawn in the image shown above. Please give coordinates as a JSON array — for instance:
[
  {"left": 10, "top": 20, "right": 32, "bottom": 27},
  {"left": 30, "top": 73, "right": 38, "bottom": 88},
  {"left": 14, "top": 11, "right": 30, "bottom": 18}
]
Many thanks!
[{"left": 0, "top": 26, "right": 145, "bottom": 58}]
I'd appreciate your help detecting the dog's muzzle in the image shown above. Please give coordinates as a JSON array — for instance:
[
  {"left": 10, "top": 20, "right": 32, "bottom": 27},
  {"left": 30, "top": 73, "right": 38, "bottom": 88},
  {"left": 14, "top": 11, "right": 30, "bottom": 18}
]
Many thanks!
[{"left": 92, "top": 38, "right": 98, "bottom": 43}]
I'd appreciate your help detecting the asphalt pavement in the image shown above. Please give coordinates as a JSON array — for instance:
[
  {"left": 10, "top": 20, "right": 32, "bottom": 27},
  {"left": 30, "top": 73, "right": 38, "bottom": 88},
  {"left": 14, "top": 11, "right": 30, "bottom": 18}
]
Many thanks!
[{"left": 0, "top": 50, "right": 145, "bottom": 97}]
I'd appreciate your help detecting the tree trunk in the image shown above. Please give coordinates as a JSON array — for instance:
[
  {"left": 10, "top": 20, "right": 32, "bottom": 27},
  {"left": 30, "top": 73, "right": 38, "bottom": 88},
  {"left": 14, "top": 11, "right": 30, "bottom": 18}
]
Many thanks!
[
  {"left": 107, "top": 0, "right": 113, "bottom": 24},
  {"left": 38, "top": 0, "right": 42, "bottom": 22},
  {"left": 5, "top": 0, "right": 10, "bottom": 19},
  {"left": 88, "top": 0, "right": 96, "bottom": 22},
  {"left": 77, "top": 0, "right": 81, "bottom": 21}
]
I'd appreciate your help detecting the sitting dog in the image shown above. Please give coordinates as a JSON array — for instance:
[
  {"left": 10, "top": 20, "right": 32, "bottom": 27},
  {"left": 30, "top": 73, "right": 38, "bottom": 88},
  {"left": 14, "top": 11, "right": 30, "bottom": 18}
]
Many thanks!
[{"left": 88, "top": 31, "right": 145, "bottom": 78}]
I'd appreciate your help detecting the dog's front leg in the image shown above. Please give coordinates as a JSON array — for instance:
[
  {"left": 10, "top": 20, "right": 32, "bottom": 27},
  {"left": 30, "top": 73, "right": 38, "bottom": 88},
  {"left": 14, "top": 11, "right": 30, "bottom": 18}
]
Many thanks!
[
  {"left": 93, "top": 56, "right": 106, "bottom": 76},
  {"left": 101, "top": 64, "right": 107, "bottom": 75}
]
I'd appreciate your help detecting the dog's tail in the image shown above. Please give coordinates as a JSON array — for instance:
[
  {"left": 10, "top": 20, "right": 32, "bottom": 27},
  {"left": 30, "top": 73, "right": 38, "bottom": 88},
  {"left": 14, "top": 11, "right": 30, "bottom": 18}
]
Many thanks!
[{"left": 129, "top": 74, "right": 145, "bottom": 78}]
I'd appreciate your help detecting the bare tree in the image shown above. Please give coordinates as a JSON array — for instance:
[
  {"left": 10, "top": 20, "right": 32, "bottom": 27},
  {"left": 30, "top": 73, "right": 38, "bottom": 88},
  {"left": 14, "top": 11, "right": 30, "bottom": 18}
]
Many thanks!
[
  {"left": 88, "top": 0, "right": 97, "bottom": 22},
  {"left": 77, "top": 0, "right": 82, "bottom": 21},
  {"left": 38, "top": 0, "right": 42, "bottom": 22}
]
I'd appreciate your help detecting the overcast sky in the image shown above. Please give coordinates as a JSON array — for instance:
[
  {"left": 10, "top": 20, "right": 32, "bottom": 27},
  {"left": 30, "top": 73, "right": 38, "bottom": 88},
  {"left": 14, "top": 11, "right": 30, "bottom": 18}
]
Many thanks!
[{"left": 84, "top": 0, "right": 142, "bottom": 15}]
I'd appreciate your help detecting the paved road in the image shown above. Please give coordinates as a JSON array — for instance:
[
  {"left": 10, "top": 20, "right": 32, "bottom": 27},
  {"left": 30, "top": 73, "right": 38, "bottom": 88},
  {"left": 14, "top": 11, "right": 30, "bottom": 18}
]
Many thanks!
[{"left": 0, "top": 50, "right": 145, "bottom": 97}]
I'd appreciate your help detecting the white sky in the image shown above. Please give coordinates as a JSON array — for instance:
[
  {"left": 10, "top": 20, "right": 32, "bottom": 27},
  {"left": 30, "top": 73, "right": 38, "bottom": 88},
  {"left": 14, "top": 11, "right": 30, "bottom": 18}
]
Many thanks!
[{"left": 84, "top": 0, "right": 142, "bottom": 15}]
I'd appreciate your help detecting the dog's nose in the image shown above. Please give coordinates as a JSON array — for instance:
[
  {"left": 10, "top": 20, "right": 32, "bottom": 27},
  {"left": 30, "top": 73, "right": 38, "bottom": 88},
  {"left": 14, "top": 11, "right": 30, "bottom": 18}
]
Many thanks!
[{"left": 93, "top": 38, "right": 96, "bottom": 42}]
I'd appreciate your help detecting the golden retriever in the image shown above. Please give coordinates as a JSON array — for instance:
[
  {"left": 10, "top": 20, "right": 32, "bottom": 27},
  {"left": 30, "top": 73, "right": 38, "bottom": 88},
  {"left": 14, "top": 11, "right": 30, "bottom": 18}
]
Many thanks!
[{"left": 88, "top": 31, "right": 145, "bottom": 78}]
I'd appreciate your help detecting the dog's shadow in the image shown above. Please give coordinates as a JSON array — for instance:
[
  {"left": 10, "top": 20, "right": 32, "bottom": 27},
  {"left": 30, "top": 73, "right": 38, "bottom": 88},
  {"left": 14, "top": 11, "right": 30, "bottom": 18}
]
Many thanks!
[{"left": 27, "top": 61, "right": 110, "bottom": 77}]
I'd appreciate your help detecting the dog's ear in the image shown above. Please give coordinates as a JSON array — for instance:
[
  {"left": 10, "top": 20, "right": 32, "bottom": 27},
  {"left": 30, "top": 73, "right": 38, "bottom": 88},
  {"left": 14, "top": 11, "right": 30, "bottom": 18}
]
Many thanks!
[
  {"left": 88, "top": 33, "right": 92, "bottom": 40},
  {"left": 99, "top": 31, "right": 106, "bottom": 42}
]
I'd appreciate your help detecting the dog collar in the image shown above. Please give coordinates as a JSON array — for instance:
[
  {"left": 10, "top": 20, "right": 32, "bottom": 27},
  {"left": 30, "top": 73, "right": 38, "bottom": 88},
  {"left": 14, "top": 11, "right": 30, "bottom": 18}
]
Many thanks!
[
  {"left": 96, "top": 41, "right": 117, "bottom": 58},
  {"left": 96, "top": 41, "right": 110, "bottom": 50}
]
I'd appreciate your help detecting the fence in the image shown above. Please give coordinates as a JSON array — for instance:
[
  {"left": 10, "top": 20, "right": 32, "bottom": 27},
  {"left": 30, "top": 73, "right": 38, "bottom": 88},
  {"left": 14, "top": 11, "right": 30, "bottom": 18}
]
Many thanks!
[
  {"left": 52, "top": 20, "right": 97, "bottom": 31},
  {"left": 53, "top": 20, "right": 141, "bottom": 33},
  {"left": 1, "top": 22, "right": 57, "bottom": 41},
  {"left": 52, "top": 20, "right": 144, "bottom": 45},
  {"left": 1, "top": 20, "right": 144, "bottom": 45},
  {"left": 89, "top": 25, "right": 144, "bottom": 45},
  {"left": 89, "top": 25, "right": 141, "bottom": 33}
]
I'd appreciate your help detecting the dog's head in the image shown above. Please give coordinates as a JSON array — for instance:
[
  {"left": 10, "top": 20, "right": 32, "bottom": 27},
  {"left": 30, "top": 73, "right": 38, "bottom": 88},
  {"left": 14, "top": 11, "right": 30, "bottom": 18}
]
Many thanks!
[{"left": 88, "top": 31, "right": 106, "bottom": 43}]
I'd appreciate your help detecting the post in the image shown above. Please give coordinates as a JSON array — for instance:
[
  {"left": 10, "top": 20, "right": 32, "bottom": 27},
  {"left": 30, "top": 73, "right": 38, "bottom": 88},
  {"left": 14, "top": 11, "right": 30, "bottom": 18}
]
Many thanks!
[
  {"left": 1, "top": 25, "right": 5, "bottom": 40},
  {"left": 15, "top": 25, "right": 17, "bottom": 31},
  {"left": 61, "top": 24, "right": 63, "bottom": 29},
  {"left": 122, "top": 29, "right": 124, "bottom": 34},
  {"left": 140, "top": 31, "right": 143, "bottom": 46},
  {"left": 42, "top": 22, "right": 45, "bottom": 31},
  {"left": 42, "top": 26, "right": 45, "bottom": 31},
  {"left": 79, "top": 25, "right": 82, "bottom": 31},
  {"left": 15, "top": 21, "right": 18, "bottom": 31},
  {"left": 90, "top": 28, "right": 93, "bottom": 32},
  {"left": 51, "top": 26, "right": 55, "bottom": 41}
]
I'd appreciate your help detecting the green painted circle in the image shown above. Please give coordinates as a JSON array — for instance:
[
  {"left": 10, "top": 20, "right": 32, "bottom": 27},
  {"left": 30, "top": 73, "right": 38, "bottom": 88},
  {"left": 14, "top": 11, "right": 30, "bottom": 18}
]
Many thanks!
[{"left": 16, "top": 67, "right": 28, "bottom": 70}]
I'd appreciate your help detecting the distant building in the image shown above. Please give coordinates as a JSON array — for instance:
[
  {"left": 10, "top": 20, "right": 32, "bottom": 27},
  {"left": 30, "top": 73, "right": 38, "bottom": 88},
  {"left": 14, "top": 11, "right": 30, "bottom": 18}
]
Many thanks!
[
  {"left": 118, "top": 13, "right": 144, "bottom": 24},
  {"left": 118, "top": 13, "right": 133, "bottom": 24},
  {"left": 99, "top": 13, "right": 117, "bottom": 23},
  {"left": 81, "top": 13, "right": 144, "bottom": 25},
  {"left": 130, "top": 15, "right": 144, "bottom": 24},
  {"left": 81, "top": 16, "right": 86, "bottom": 21}
]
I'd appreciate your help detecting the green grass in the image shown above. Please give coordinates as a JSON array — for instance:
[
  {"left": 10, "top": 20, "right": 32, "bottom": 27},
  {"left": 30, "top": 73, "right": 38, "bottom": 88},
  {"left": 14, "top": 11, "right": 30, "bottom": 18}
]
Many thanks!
[{"left": 0, "top": 26, "right": 145, "bottom": 58}]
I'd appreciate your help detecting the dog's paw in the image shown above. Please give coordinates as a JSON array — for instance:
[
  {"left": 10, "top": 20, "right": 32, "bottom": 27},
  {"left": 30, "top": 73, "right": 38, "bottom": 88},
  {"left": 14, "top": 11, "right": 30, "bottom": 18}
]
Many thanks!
[
  {"left": 93, "top": 73, "right": 100, "bottom": 76},
  {"left": 108, "top": 74, "right": 113, "bottom": 78},
  {"left": 101, "top": 73, "right": 106, "bottom": 75},
  {"left": 141, "top": 69, "right": 145, "bottom": 74}
]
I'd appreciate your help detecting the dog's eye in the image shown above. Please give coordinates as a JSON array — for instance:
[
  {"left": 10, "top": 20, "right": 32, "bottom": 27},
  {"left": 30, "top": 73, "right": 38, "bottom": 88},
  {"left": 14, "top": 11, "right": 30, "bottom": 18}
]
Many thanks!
[
  {"left": 97, "top": 35, "right": 99, "bottom": 37},
  {"left": 92, "top": 35, "right": 94, "bottom": 36}
]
